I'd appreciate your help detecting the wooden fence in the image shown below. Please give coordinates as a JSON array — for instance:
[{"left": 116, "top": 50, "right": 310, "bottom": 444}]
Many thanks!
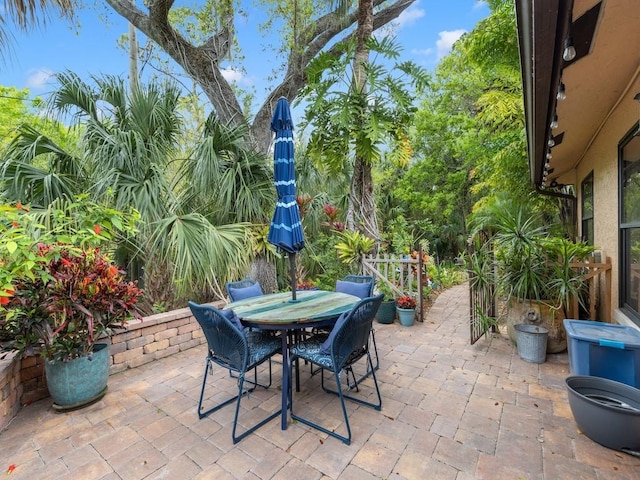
[
  {"left": 569, "top": 256, "right": 612, "bottom": 322},
  {"left": 361, "top": 252, "right": 427, "bottom": 322}
]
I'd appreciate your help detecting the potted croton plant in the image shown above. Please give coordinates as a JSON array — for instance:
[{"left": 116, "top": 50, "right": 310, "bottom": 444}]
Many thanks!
[
  {"left": 0, "top": 199, "right": 142, "bottom": 409},
  {"left": 396, "top": 295, "right": 417, "bottom": 326}
]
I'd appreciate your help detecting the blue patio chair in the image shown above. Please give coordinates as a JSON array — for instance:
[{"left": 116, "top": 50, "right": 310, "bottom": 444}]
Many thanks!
[
  {"left": 225, "top": 278, "right": 266, "bottom": 338},
  {"left": 188, "top": 301, "right": 282, "bottom": 444},
  {"left": 288, "top": 294, "right": 383, "bottom": 445},
  {"left": 225, "top": 278, "right": 264, "bottom": 302},
  {"left": 336, "top": 275, "right": 380, "bottom": 378}
]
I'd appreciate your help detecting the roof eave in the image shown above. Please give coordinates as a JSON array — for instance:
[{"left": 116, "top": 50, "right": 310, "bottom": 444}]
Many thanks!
[{"left": 515, "top": 0, "right": 573, "bottom": 187}]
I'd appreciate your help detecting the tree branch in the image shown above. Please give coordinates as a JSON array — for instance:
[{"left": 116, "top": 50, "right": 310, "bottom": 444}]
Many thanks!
[{"left": 251, "top": 0, "right": 416, "bottom": 152}]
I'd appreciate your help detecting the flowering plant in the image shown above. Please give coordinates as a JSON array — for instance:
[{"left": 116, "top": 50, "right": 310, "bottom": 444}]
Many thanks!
[
  {"left": 0, "top": 199, "right": 142, "bottom": 361},
  {"left": 396, "top": 295, "right": 417, "bottom": 309},
  {"left": 296, "top": 280, "right": 317, "bottom": 290}
]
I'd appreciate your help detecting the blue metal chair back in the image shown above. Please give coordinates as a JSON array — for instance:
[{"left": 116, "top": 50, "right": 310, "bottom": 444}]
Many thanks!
[
  {"left": 188, "top": 302, "right": 247, "bottom": 373},
  {"left": 336, "top": 275, "right": 379, "bottom": 378},
  {"left": 331, "top": 294, "right": 383, "bottom": 369},
  {"left": 187, "top": 301, "right": 281, "bottom": 443},
  {"left": 225, "top": 278, "right": 264, "bottom": 302},
  {"left": 339, "top": 274, "right": 375, "bottom": 298}
]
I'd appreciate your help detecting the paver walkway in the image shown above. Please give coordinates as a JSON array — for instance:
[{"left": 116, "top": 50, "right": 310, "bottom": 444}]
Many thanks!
[{"left": 1, "top": 284, "right": 639, "bottom": 479}]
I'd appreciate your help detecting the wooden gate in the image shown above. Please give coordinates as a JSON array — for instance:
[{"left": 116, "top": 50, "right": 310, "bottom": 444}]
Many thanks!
[{"left": 361, "top": 252, "right": 425, "bottom": 322}]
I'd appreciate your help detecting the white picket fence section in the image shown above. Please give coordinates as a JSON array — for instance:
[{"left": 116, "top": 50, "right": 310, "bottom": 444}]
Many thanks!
[{"left": 361, "top": 252, "right": 425, "bottom": 322}]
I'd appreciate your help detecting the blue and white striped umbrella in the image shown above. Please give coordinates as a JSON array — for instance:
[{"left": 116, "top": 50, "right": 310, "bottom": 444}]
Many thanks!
[{"left": 267, "top": 97, "right": 305, "bottom": 299}]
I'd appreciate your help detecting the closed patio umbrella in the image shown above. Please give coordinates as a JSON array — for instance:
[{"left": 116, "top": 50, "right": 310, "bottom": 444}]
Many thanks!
[{"left": 267, "top": 97, "right": 305, "bottom": 301}]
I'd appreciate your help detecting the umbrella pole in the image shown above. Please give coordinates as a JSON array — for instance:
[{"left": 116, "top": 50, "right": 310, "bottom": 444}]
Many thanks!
[{"left": 289, "top": 253, "right": 297, "bottom": 301}]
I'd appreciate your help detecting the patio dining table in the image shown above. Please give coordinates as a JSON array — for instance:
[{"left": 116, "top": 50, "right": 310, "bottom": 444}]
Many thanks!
[{"left": 226, "top": 289, "right": 360, "bottom": 430}]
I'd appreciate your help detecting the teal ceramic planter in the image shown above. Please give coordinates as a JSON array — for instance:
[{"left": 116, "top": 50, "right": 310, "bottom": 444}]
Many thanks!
[
  {"left": 396, "top": 307, "right": 415, "bottom": 326},
  {"left": 45, "top": 343, "right": 110, "bottom": 410},
  {"left": 376, "top": 300, "right": 396, "bottom": 324}
]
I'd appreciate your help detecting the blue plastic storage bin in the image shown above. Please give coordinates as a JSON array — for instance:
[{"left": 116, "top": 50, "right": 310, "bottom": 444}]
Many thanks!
[{"left": 563, "top": 319, "right": 640, "bottom": 388}]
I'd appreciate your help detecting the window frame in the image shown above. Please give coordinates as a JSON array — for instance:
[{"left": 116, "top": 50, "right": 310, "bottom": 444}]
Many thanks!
[
  {"left": 619, "top": 122, "right": 640, "bottom": 324},
  {"left": 581, "top": 171, "right": 594, "bottom": 245}
]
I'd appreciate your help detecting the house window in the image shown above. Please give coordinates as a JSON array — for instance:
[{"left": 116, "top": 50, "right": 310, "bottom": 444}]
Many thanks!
[
  {"left": 581, "top": 172, "right": 594, "bottom": 245},
  {"left": 619, "top": 126, "right": 640, "bottom": 320}
]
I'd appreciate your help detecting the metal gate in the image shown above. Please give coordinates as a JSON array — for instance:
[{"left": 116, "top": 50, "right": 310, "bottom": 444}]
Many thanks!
[{"left": 468, "top": 230, "right": 497, "bottom": 345}]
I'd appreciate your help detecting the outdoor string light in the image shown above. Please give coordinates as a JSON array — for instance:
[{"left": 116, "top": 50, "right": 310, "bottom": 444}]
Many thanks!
[
  {"left": 563, "top": 37, "right": 576, "bottom": 61},
  {"left": 557, "top": 82, "right": 567, "bottom": 101}
]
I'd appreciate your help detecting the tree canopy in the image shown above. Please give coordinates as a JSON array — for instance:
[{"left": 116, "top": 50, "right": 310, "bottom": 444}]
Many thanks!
[{"left": 103, "top": 0, "right": 416, "bottom": 153}]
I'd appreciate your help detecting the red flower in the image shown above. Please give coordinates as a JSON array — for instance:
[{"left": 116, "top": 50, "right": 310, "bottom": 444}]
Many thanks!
[
  {"left": 93, "top": 224, "right": 101, "bottom": 235},
  {"left": 322, "top": 204, "right": 338, "bottom": 221},
  {"left": 12, "top": 221, "right": 19, "bottom": 227},
  {"left": 0, "top": 297, "right": 9, "bottom": 306},
  {"left": 296, "top": 281, "right": 316, "bottom": 290},
  {"left": 15, "top": 202, "right": 22, "bottom": 210}
]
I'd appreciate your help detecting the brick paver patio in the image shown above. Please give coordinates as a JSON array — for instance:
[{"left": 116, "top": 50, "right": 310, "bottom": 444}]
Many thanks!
[{"left": 1, "top": 283, "right": 639, "bottom": 479}]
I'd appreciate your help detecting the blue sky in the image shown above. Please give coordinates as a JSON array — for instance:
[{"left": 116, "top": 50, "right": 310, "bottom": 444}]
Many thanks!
[{"left": 1, "top": 0, "right": 489, "bottom": 107}]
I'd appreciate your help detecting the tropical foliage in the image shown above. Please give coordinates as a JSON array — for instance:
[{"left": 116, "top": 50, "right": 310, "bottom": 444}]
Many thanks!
[
  {"left": 0, "top": 198, "right": 142, "bottom": 361},
  {"left": 468, "top": 197, "right": 595, "bottom": 317},
  {"left": 300, "top": 36, "right": 428, "bottom": 241},
  {"left": 0, "top": 74, "right": 272, "bottom": 309}
]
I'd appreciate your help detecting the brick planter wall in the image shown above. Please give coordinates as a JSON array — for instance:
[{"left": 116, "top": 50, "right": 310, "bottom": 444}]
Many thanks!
[
  {"left": 0, "top": 351, "right": 22, "bottom": 432},
  {"left": 0, "top": 301, "right": 223, "bottom": 430}
]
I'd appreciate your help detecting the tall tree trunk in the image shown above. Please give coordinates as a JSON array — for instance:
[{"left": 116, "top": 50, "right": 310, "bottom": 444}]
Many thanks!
[
  {"left": 128, "top": 0, "right": 139, "bottom": 92},
  {"left": 250, "top": 256, "right": 278, "bottom": 294},
  {"left": 347, "top": 0, "right": 379, "bottom": 242}
]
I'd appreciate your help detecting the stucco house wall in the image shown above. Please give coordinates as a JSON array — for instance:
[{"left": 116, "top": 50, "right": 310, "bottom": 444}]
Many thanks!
[{"left": 574, "top": 81, "right": 640, "bottom": 326}]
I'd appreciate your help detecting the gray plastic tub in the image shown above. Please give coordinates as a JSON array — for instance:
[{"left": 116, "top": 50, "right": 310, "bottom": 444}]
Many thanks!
[{"left": 565, "top": 375, "right": 640, "bottom": 456}]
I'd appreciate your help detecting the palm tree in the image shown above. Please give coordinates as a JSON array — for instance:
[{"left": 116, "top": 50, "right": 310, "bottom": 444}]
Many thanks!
[
  {"left": 1, "top": 0, "right": 75, "bottom": 54},
  {"left": 0, "top": 72, "right": 273, "bottom": 309}
]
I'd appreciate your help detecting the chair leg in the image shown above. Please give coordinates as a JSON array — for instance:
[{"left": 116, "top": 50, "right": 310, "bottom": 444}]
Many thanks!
[
  {"left": 198, "top": 357, "right": 274, "bottom": 419},
  {"left": 344, "top": 329, "right": 380, "bottom": 387},
  {"left": 199, "top": 357, "right": 281, "bottom": 443},
  {"left": 198, "top": 358, "right": 253, "bottom": 419},
  {"left": 320, "top": 352, "right": 382, "bottom": 412},
  {"left": 229, "top": 358, "right": 274, "bottom": 389},
  {"left": 289, "top": 356, "right": 352, "bottom": 445},
  {"left": 231, "top": 375, "right": 282, "bottom": 444}
]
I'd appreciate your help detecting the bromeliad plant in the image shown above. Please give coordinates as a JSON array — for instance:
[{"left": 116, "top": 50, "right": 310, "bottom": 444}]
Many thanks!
[{"left": 0, "top": 198, "right": 142, "bottom": 361}]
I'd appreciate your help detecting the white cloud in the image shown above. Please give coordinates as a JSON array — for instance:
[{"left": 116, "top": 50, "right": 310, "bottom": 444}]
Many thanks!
[
  {"left": 436, "top": 29, "right": 466, "bottom": 59},
  {"left": 394, "top": 4, "right": 425, "bottom": 30},
  {"left": 221, "top": 67, "right": 243, "bottom": 83},
  {"left": 25, "top": 68, "right": 54, "bottom": 89},
  {"left": 221, "top": 67, "right": 256, "bottom": 88},
  {"left": 473, "top": 1, "right": 488, "bottom": 10}
]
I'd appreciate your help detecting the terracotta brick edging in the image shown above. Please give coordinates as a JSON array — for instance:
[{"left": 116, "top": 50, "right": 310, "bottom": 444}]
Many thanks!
[{"left": 0, "top": 301, "right": 223, "bottom": 429}]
